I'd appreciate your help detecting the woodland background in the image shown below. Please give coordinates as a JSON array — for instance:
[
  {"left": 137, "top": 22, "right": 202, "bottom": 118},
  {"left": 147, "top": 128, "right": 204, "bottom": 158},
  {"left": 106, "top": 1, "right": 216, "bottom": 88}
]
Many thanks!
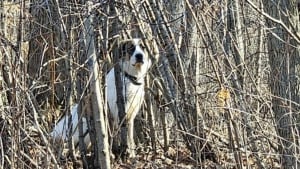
[{"left": 1, "top": 0, "right": 300, "bottom": 168}]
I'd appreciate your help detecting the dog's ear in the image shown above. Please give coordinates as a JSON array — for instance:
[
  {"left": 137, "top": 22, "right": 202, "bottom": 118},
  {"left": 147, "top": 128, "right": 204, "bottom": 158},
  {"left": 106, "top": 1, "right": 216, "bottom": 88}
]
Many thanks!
[
  {"left": 121, "top": 41, "right": 135, "bottom": 59},
  {"left": 120, "top": 43, "right": 127, "bottom": 58}
]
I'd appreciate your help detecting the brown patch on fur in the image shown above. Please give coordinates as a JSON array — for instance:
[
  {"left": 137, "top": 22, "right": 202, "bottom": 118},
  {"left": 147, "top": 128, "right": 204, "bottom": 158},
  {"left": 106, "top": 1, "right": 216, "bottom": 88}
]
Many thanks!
[{"left": 134, "top": 63, "right": 142, "bottom": 70}]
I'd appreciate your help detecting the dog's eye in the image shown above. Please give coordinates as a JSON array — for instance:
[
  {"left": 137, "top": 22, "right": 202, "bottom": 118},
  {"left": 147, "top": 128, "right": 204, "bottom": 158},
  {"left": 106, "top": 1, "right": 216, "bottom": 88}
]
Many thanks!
[
  {"left": 128, "top": 44, "right": 136, "bottom": 55},
  {"left": 121, "top": 43, "right": 135, "bottom": 58}
]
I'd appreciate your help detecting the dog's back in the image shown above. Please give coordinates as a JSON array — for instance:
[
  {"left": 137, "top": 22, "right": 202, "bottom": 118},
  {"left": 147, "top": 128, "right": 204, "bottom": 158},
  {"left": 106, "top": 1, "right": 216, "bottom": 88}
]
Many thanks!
[{"left": 49, "top": 104, "right": 90, "bottom": 146}]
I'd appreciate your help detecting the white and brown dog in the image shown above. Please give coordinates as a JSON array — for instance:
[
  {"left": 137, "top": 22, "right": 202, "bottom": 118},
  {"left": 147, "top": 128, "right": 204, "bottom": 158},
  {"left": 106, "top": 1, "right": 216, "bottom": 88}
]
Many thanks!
[
  {"left": 50, "top": 38, "right": 152, "bottom": 158},
  {"left": 107, "top": 38, "right": 151, "bottom": 157}
]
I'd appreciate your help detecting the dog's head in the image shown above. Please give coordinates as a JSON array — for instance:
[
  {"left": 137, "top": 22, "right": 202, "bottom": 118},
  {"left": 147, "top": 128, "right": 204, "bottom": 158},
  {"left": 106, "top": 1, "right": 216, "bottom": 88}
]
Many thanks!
[{"left": 120, "top": 38, "right": 151, "bottom": 78}]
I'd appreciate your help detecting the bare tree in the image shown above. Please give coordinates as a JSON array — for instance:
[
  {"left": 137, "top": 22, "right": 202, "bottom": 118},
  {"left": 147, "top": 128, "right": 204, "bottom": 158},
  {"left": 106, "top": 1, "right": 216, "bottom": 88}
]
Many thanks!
[
  {"left": 3, "top": 0, "right": 300, "bottom": 168},
  {"left": 263, "top": 0, "right": 300, "bottom": 167}
]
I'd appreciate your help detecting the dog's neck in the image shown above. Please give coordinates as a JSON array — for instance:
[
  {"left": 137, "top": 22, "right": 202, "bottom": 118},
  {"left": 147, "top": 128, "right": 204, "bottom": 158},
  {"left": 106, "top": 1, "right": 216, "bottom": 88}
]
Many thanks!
[
  {"left": 120, "top": 60, "right": 150, "bottom": 86},
  {"left": 124, "top": 72, "right": 142, "bottom": 85}
]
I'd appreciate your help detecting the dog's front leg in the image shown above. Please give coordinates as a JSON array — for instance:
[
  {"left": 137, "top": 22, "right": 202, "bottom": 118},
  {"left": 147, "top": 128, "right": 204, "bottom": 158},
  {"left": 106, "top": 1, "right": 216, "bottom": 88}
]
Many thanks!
[{"left": 126, "top": 118, "right": 136, "bottom": 158}]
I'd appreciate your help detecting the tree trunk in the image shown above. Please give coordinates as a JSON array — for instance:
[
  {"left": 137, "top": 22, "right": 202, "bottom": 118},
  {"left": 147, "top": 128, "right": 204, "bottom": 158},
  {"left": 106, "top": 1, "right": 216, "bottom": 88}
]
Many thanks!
[
  {"left": 264, "top": 0, "right": 300, "bottom": 168},
  {"left": 85, "top": 2, "right": 111, "bottom": 168},
  {"left": 28, "top": 1, "right": 67, "bottom": 108}
]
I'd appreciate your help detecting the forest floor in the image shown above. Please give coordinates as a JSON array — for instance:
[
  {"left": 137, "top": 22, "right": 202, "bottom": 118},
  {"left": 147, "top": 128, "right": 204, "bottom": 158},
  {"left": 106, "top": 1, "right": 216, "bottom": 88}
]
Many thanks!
[
  {"left": 59, "top": 145, "right": 224, "bottom": 169},
  {"left": 112, "top": 146, "right": 199, "bottom": 169}
]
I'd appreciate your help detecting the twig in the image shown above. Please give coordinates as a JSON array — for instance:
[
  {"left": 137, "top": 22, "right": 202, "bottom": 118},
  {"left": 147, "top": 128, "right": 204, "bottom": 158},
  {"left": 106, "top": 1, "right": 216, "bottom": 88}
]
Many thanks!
[
  {"left": 246, "top": 0, "right": 300, "bottom": 43},
  {"left": 0, "top": 136, "right": 4, "bottom": 168},
  {"left": 25, "top": 91, "right": 60, "bottom": 168}
]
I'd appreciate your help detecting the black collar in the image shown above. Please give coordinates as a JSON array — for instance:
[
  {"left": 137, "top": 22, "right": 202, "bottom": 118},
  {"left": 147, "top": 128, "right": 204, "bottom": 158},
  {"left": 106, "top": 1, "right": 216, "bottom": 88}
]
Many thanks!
[{"left": 124, "top": 72, "right": 142, "bottom": 85}]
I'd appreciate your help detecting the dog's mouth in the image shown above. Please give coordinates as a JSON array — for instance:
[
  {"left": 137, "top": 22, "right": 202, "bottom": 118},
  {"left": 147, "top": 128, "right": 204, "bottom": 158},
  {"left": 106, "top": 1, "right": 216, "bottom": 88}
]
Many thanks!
[{"left": 133, "top": 62, "right": 143, "bottom": 69}]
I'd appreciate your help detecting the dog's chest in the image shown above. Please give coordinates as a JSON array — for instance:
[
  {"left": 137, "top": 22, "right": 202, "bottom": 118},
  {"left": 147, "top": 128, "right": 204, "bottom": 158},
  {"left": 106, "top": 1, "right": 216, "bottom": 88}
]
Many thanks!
[
  {"left": 106, "top": 69, "right": 144, "bottom": 99},
  {"left": 123, "top": 80, "right": 144, "bottom": 100},
  {"left": 106, "top": 68, "right": 145, "bottom": 119}
]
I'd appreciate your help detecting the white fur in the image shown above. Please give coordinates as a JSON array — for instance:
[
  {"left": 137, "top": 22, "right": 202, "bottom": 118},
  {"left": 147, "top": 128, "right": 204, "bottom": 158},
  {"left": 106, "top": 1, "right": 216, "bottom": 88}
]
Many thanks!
[
  {"left": 49, "top": 104, "right": 90, "bottom": 146},
  {"left": 50, "top": 38, "right": 151, "bottom": 157}
]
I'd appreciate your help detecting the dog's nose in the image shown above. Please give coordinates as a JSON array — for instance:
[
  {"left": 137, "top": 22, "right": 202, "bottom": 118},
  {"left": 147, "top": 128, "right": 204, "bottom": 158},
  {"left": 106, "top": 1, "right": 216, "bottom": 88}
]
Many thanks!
[{"left": 135, "top": 53, "right": 144, "bottom": 63}]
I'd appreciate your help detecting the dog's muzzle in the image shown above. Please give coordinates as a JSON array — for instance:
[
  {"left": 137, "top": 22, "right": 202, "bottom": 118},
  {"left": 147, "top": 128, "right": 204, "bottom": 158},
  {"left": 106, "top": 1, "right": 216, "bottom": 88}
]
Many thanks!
[
  {"left": 135, "top": 53, "right": 144, "bottom": 64},
  {"left": 133, "top": 53, "right": 144, "bottom": 68}
]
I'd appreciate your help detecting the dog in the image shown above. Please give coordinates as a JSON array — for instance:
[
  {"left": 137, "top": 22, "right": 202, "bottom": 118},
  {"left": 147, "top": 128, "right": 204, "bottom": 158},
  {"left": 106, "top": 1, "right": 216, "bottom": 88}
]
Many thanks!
[
  {"left": 50, "top": 38, "right": 152, "bottom": 158},
  {"left": 107, "top": 38, "right": 152, "bottom": 157}
]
